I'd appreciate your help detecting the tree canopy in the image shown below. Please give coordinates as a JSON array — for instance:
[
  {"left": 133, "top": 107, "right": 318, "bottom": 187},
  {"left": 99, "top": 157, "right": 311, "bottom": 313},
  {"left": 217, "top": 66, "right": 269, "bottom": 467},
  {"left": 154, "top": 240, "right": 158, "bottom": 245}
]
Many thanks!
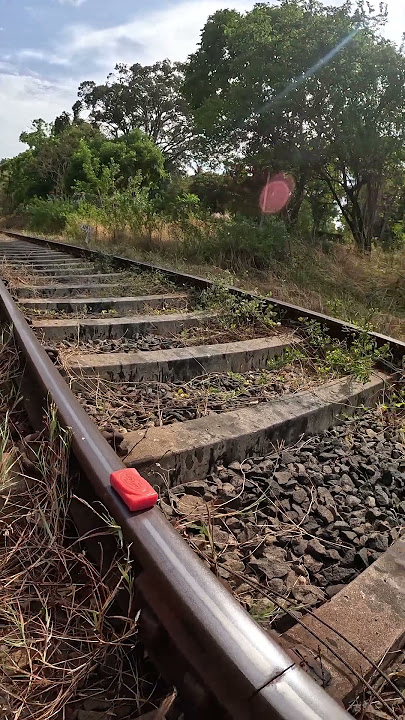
[
  {"left": 1, "top": 0, "right": 405, "bottom": 252},
  {"left": 77, "top": 60, "right": 196, "bottom": 168},
  {"left": 184, "top": 0, "right": 405, "bottom": 248},
  {"left": 0, "top": 114, "right": 166, "bottom": 213}
]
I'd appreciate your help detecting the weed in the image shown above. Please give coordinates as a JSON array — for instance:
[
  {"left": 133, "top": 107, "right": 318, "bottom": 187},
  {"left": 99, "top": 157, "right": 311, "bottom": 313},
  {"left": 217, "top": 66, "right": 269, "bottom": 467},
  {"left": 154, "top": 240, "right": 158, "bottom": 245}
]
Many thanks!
[
  {"left": 200, "top": 279, "right": 280, "bottom": 331},
  {"left": 267, "top": 346, "right": 306, "bottom": 371},
  {"left": 249, "top": 599, "right": 279, "bottom": 623},
  {"left": 298, "top": 318, "right": 391, "bottom": 383},
  {"left": 93, "top": 254, "right": 117, "bottom": 274}
]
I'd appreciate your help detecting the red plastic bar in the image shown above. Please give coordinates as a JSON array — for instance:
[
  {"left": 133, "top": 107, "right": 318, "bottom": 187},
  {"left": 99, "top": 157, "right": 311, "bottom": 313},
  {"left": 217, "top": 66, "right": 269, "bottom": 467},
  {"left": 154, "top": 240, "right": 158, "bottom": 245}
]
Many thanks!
[{"left": 110, "top": 468, "right": 158, "bottom": 512}]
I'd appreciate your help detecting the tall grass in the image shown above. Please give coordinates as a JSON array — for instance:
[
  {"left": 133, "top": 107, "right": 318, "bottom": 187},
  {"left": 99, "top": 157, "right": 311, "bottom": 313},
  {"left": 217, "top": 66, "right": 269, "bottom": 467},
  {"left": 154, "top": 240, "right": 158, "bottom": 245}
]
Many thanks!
[{"left": 0, "top": 329, "right": 171, "bottom": 718}]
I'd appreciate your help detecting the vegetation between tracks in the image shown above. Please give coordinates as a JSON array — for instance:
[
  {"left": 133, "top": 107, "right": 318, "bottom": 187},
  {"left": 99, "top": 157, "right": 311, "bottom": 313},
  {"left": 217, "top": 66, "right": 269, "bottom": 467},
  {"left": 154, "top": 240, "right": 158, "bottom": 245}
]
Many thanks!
[{"left": 60, "top": 304, "right": 392, "bottom": 436}]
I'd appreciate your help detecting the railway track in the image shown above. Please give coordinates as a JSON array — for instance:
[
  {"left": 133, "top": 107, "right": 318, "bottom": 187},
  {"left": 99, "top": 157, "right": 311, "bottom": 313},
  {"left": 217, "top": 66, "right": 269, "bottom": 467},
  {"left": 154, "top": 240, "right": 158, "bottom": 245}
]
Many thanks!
[{"left": 0, "top": 229, "right": 404, "bottom": 719}]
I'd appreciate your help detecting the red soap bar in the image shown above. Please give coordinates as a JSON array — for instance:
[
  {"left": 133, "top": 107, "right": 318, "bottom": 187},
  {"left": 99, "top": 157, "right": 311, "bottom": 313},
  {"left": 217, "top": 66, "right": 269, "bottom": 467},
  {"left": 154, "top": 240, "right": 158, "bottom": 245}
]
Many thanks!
[{"left": 110, "top": 468, "right": 158, "bottom": 512}]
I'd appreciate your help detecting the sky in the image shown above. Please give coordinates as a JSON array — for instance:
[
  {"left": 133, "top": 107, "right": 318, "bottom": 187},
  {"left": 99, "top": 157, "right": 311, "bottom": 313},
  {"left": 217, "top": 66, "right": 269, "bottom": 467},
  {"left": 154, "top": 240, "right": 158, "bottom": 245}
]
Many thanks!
[{"left": 0, "top": 0, "right": 403, "bottom": 159}]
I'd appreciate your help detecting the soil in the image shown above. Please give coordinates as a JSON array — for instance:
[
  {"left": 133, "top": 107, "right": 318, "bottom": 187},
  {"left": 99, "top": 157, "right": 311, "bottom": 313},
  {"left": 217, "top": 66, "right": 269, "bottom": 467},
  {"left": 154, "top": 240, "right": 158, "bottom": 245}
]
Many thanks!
[{"left": 160, "top": 408, "right": 405, "bottom": 630}]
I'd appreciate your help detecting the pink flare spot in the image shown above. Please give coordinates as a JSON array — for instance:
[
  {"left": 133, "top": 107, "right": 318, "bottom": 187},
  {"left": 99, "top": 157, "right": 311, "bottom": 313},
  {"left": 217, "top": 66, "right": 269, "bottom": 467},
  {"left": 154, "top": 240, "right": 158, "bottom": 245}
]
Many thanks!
[{"left": 260, "top": 175, "right": 294, "bottom": 214}]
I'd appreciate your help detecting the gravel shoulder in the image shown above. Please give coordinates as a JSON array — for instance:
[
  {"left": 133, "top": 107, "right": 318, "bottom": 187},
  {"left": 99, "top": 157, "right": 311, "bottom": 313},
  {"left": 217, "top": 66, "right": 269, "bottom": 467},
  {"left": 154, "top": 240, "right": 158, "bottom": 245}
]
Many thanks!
[{"left": 160, "top": 408, "right": 405, "bottom": 629}]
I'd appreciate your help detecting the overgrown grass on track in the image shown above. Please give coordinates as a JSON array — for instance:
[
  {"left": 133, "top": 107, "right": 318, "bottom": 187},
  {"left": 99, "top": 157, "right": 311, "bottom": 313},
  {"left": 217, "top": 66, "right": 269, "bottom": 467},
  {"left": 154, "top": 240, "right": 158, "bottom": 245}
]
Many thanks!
[{"left": 6, "top": 224, "right": 404, "bottom": 341}]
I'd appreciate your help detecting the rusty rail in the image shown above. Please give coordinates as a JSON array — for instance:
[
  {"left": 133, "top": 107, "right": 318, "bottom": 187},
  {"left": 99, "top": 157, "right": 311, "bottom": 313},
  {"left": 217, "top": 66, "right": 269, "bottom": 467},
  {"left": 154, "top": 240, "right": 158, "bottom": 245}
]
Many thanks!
[{"left": 0, "top": 234, "right": 362, "bottom": 718}]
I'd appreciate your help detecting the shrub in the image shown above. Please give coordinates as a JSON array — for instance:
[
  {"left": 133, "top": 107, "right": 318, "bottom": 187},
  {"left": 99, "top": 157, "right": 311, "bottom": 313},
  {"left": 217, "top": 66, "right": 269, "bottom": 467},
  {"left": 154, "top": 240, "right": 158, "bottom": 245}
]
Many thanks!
[
  {"left": 22, "top": 197, "right": 75, "bottom": 233},
  {"left": 181, "top": 214, "right": 289, "bottom": 271},
  {"left": 64, "top": 202, "right": 104, "bottom": 243},
  {"left": 200, "top": 279, "right": 279, "bottom": 329},
  {"left": 294, "top": 198, "right": 314, "bottom": 244},
  {"left": 298, "top": 319, "right": 391, "bottom": 382}
]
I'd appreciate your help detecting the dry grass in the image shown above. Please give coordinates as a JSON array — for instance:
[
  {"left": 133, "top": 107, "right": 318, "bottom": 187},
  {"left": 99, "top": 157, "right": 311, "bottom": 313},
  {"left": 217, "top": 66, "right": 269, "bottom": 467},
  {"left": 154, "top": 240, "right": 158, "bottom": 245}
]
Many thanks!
[
  {"left": 350, "top": 650, "right": 405, "bottom": 719},
  {"left": 252, "top": 244, "right": 405, "bottom": 340},
  {"left": 0, "top": 328, "right": 173, "bottom": 720},
  {"left": 0, "top": 259, "right": 38, "bottom": 289},
  {"left": 0, "top": 407, "right": 141, "bottom": 720}
]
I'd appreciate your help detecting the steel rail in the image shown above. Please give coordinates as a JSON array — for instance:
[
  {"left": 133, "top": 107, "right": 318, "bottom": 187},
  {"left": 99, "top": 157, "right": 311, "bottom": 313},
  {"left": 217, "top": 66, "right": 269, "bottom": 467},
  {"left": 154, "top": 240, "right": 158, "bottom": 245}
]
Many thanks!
[
  {"left": 0, "top": 260, "right": 352, "bottom": 718},
  {"left": 3, "top": 229, "right": 405, "bottom": 362}
]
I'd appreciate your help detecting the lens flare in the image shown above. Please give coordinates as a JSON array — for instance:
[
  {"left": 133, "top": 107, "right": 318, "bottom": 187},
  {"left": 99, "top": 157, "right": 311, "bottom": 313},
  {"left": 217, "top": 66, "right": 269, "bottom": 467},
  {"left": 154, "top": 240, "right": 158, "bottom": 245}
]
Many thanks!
[{"left": 259, "top": 173, "right": 295, "bottom": 214}]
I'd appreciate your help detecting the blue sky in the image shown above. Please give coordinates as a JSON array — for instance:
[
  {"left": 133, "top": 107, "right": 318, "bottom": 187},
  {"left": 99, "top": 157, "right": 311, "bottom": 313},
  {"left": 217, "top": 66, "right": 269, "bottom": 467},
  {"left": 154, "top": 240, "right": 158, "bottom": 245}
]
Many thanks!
[{"left": 0, "top": 0, "right": 403, "bottom": 159}]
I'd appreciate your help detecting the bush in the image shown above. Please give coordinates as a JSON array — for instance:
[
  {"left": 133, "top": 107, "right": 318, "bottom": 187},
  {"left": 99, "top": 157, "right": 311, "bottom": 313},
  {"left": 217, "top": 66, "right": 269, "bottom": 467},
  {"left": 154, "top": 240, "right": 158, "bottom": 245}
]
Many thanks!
[
  {"left": 22, "top": 197, "right": 75, "bottom": 233},
  {"left": 64, "top": 202, "right": 104, "bottom": 243},
  {"left": 180, "top": 215, "right": 289, "bottom": 271},
  {"left": 294, "top": 198, "right": 314, "bottom": 243},
  {"left": 200, "top": 279, "right": 280, "bottom": 329}
]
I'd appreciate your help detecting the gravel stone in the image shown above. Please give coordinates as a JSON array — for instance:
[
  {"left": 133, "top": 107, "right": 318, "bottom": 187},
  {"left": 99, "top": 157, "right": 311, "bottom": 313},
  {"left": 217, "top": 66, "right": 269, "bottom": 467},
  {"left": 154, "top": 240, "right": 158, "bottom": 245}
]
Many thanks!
[
  {"left": 307, "top": 538, "right": 329, "bottom": 560},
  {"left": 316, "top": 506, "right": 335, "bottom": 525},
  {"left": 292, "top": 487, "right": 308, "bottom": 504},
  {"left": 346, "top": 494, "right": 361, "bottom": 508},
  {"left": 302, "top": 555, "right": 323, "bottom": 575},
  {"left": 274, "top": 470, "right": 292, "bottom": 485},
  {"left": 366, "top": 533, "right": 389, "bottom": 552},
  {"left": 249, "top": 559, "right": 290, "bottom": 580},
  {"left": 291, "top": 539, "right": 308, "bottom": 557},
  {"left": 321, "top": 565, "right": 356, "bottom": 584},
  {"left": 375, "top": 487, "right": 390, "bottom": 506},
  {"left": 326, "top": 584, "right": 347, "bottom": 598},
  {"left": 220, "top": 482, "right": 237, "bottom": 497},
  {"left": 162, "top": 408, "right": 405, "bottom": 629}
]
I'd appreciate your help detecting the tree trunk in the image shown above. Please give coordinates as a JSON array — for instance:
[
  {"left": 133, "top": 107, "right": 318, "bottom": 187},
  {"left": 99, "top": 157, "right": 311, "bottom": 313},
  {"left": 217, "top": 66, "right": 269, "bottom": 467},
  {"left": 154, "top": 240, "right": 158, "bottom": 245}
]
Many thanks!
[
  {"left": 348, "top": 195, "right": 372, "bottom": 252},
  {"left": 321, "top": 171, "right": 373, "bottom": 253},
  {"left": 286, "top": 171, "right": 307, "bottom": 225},
  {"left": 363, "top": 171, "right": 383, "bottom": 246}
]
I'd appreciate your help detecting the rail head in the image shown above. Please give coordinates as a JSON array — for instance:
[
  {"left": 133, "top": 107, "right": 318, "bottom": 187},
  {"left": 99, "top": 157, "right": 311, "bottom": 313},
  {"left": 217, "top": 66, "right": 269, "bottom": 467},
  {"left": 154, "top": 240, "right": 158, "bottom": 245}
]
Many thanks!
[{"left": 0, "top": 245, "right": 353, "bottom": 718}]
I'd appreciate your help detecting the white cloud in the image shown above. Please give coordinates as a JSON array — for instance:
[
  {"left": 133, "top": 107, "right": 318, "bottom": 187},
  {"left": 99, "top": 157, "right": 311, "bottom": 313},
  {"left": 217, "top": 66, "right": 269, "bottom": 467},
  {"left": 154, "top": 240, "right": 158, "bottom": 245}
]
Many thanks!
[
  {"left": 0, "top": 1, "right": 257, "bottom": 159},
  {"left": 57, "top": 0, "right": 87, "bottom": 6},
  {"left": 17, "top": 49, "right": 70, "bottom": 66},
  {"left": 59, "top": 0, "right": 256, "bottom": 69},
  {"left": 0, "top": 73, "right": 76, "bottom": 159},
  {"left": 35, "top": 0, "right": 405, "bottom": 76}
]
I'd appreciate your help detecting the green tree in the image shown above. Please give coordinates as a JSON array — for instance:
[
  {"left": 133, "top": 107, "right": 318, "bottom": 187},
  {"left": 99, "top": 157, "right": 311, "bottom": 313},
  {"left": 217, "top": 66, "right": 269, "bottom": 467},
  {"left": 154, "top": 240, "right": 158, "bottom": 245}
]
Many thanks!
[
  {"left": 19, "top": 118, "right": 51, "bottom": 151},
  {"left": 77, "top": 60, "right": 195, "bottom": 167},
  {"left": 53, "top": 111, "right": 72, "bottom": 136},
  {"left": 21, "top": 120, "right": 100, "bottom": 197},
  {"left": 0, "top": 115, "right": 166, "bottom": 214},
  {"left": 189, "top": 172, "right": 236, "bottom": 213},
  {"left": 0, "top": 150, "right": 51, "bottom": 211},
  {"left": 184, "top": 0, "right": 405, "bottom": 250},
  {"left": 67, "top": 129, "right": 166, "bottom": 194}
]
